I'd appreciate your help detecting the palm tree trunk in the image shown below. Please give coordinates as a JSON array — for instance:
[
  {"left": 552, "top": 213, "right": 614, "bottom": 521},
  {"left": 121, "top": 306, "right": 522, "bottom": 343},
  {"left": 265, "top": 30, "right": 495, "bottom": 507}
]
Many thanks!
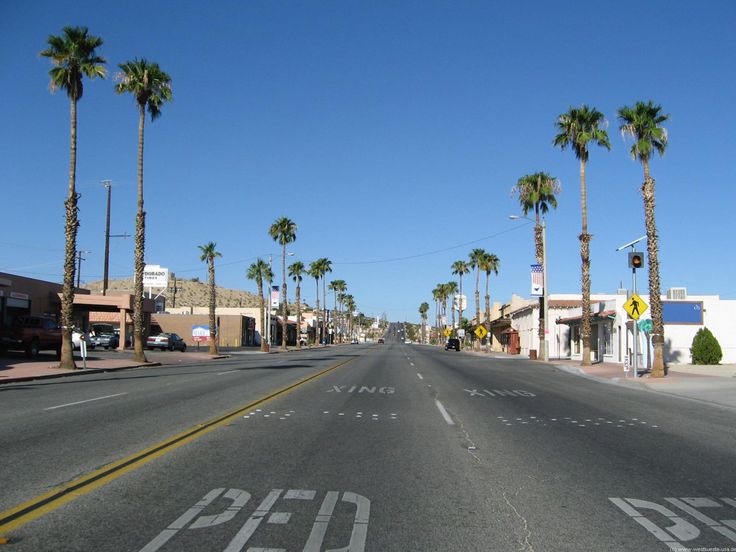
[
  {"left": 296, "top": 283, "right": 302, "bottom": 348},
  {"left": 484, "top": 272, "right": 490, "bottom": 351},
  {"left": 458, "top": 275, "right": 464, "bottom": 331},
  {"left": 580, "top": 157, "right": 592, "bottom": 366},
  {"left": 208, "top": 260, "right": 217, "bottom": 355},
  {"left": 535, "top": 212, "right": 545, "bottom": 361},
  {"left": 60, "top": 98, "right": 78, "bottom": 370},
  {"left": 474, "top": 269, "right": 481, "bottom": 350},
  {"left": 315, "top": 278, "right": 320, "bottom": 345},
  {"left": 133, "top": 106, "right": 148, "bottom": 363},
  {"left": 322, "top": 279, "right": 328, "bottom": 345},
  {"left": 642, "top": 161, "right": 665, "bottom": 377},
  {"left": 281, "top": 245, "right": 287, "bottom": 349}
]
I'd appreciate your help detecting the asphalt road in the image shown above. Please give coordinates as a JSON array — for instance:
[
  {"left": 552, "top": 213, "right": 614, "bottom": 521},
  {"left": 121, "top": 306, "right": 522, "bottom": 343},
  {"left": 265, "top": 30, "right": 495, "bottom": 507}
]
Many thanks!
[{"left": 1, "top": 336, "right": 735, "bottom": 551}]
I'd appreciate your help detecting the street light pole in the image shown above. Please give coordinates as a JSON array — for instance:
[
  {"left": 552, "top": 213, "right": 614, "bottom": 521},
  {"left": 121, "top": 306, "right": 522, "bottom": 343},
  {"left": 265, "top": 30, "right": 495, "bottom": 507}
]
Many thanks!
[
  {"left": 541, "top": 218, "right": 549, "bottom": 362},
  {"left": 102, "top": 180, "right": 111, "bottom": 295}
]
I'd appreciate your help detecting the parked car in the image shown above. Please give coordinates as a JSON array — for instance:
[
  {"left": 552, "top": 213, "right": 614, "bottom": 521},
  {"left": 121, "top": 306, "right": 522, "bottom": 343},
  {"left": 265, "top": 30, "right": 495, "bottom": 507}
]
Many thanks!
[
  {"left": 146, "top": 332, "right": 187, "bottom": 351},
  {"left": 90, "top": 323, "right": 117, "bottom": 349},
  {"left": 0, "top": 315, "right": 62, "bottom": 358},
  {"left": 72, "top": 328, "right": 95, "bottom": 350},
  {"left": 444, "top": 338, "right": 460, "bottom": 351},
  {"left": 351, "top": 338, "right": 359, "bottom": 344},
  {"left": 378, "top": 338, "right": 384, "bottom": 344}
]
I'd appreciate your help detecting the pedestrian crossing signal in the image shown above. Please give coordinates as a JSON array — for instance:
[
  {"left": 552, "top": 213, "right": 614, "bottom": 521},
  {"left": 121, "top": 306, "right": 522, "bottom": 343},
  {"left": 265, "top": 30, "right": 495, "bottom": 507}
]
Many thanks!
[{"left": 628, "top": 252, "right": 644, "bottom": 270}]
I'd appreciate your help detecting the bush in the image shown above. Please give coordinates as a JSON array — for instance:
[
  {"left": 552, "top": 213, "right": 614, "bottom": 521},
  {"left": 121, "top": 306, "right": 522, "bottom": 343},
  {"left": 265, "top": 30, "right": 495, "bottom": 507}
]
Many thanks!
[{"left": 690, "top": 327, "right": 722, "bottom": 365}]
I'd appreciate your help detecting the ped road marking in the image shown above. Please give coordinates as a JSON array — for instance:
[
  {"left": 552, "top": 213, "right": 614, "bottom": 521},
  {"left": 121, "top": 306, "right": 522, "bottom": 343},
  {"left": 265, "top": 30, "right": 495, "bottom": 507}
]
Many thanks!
[
  {"left": 435, "top": 400, "right": 455, "bottom": 425},
  {"left": 417, "top": 373, "right": 424, "bottom": 380},
  {"left": 0, "top": 357, "right": 356, "bottom": 535},
  {"left": 44, "top": 393, "right": 128, "bottom": 411}
]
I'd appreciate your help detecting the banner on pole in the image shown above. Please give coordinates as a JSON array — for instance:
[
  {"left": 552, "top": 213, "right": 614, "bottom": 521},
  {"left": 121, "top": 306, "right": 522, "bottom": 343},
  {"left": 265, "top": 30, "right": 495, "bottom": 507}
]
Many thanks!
[
  {"left": 270, "top": 285, "right": 280, "bottom": 308},
  {"left": 530, "top": 264, "right": 543, "bottom": 296}
]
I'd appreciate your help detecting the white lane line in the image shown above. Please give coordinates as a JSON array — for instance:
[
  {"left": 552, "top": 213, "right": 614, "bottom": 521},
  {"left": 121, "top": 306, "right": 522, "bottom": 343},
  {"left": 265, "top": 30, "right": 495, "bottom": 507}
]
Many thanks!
[
  {"left": 434, "top": 400, "right": 455, "bottom": 425},
  {"left": 410, "top": 362, "right": 415, "bottom": 367},
  {"left": 217, "top": 370, "right": 238, "bottom": 375},
  {"left": 417, "top": 373, "right": 424, "bottom": 380},
  {"left": 45, "top": 393, "right": 128, "bottom": 411}
]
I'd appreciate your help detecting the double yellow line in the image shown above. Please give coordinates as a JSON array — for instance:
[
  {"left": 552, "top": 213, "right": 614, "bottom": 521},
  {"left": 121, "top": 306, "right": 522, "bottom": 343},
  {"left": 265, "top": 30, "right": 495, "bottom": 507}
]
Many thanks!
[{"left": 0, "top": 357, "right": 353, "bottom": 536}]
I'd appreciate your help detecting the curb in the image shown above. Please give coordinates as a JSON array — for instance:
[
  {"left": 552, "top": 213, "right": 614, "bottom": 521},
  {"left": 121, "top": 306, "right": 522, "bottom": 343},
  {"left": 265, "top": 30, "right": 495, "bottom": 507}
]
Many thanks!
[{"left": 0, "top": 362, "right": 163, "bottom": 385}]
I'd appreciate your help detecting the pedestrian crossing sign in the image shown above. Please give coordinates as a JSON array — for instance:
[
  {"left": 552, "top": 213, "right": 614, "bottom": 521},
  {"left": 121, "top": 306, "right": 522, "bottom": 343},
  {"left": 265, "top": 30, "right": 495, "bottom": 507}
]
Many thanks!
[
  {"left": 474, "top": 325, "right": 488, "bottom": 339},
  {"left": 623, "top": 293, "right": 648, "bottom": 320},
  {"left": 444, "top": 328, "right": 452, "bottom": 337}
]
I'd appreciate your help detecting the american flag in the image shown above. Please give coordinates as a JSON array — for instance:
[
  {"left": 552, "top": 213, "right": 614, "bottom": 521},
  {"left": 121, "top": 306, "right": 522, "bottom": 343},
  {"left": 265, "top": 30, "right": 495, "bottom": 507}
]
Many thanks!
[{"left": 530, "top": 264, "right": 543, "bottom": 296}]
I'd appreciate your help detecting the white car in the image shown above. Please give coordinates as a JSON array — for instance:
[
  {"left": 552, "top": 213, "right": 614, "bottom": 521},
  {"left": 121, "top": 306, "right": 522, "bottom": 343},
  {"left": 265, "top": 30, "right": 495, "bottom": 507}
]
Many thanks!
[{"left": 72, "top": 330, "right": 94, "bottom": 350}]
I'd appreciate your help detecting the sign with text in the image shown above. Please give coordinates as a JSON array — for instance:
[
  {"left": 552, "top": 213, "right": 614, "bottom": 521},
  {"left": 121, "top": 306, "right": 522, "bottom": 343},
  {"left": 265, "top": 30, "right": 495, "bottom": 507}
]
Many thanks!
[
  {"left": 192, "top": 325, "right": 210, "bottom": 342},
  {"left": 270, "top": 285, "right": 280, "bottom": 308},
  {"left": 143, "top": 265, "right": 169, "bottom": 288}
]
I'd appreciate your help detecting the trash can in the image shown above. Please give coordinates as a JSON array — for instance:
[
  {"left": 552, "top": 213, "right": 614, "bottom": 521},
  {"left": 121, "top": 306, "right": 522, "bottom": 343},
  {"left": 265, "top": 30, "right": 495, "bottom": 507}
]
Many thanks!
[{"left": 529, "top": 349, "right": 537, "bottom": 360}]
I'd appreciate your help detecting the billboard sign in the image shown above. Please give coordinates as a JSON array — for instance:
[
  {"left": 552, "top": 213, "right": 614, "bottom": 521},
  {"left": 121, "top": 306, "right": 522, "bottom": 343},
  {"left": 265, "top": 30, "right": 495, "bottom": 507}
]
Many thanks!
[
  {"left": 192, "top": 324, "right": 210, "bottom": 342},
  {"left": 143, "top": 265, "right": 169, "bottom": 288}
]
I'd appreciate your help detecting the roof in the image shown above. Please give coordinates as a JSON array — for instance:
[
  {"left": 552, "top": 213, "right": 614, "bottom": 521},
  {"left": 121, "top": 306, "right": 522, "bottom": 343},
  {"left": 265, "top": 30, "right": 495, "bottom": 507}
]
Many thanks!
[
  {"left": 556, "top": 310, "right": 616, "bottom": 325},
  {"left": 509, "top": 299, "right": 583, "bottom": 316}
]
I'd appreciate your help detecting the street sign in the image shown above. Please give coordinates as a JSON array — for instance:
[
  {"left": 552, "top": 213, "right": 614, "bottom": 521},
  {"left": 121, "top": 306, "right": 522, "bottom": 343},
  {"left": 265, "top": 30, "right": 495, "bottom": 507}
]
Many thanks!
[
  {"left": 623, "top": 294, "right": 648, "bottom": 320},
  {"left": 457, "top": 329, "right": 466, "bottom": 338},
  {"left": 637, "top": 318, "right": 653, "bottom": 333},
  {"left": 143, "top": 265, "right": 169, "bottom": 288},
  {"left": 192, "top": 324, "right": 211, "bottom": 342},
  {"left": 474, "top": 325, "right": 488, "bottom": 339},
  {"left": 453, "top": 294, "right": 467, "bottom": 311},
  {"left": 443, "top": 328, "right": 452, "bottom": 338}
]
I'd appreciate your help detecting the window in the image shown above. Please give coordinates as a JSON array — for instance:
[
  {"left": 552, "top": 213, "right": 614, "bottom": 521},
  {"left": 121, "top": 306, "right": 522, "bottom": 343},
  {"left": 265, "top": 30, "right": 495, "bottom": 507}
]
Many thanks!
[{"left": 603, "top": 322, "right": 612, "bottom": 356}]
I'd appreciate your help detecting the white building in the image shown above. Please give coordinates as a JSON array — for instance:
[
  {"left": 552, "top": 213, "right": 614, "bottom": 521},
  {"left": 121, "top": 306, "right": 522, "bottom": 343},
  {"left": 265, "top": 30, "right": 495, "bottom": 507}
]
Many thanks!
[{"left": 506, "top": 288, "right": 735, "bottom": 365}]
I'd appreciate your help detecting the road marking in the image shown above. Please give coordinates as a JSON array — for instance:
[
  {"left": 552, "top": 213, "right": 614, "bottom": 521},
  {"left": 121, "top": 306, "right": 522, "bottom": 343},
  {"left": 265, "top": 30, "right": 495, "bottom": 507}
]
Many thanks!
[
  {"left": 218, "top": 370, "right": 238, "bottom": 375},
  {"left": 463, "top": 388, "right": 536, "bottom": 398},
  {"left": 434, "top": 400, "right": 455, "bottom": 425},
  {"left": 327, "top": 385, "right": 395, "bottom": 394},
  {"left": 417, "top": 373, "right": 424, "bottom": 380},
  {"left": 44, "top": 393, "right": 128, "bottom": 411},
  {"left": 0, "top": 357, "right": 357, "bottom": 535}
]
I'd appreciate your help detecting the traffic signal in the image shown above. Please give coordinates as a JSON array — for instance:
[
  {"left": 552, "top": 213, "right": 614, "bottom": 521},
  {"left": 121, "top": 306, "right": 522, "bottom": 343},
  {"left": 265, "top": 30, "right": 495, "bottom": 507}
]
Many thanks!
[{"left": 628, "top": 252, "right": 644, "bottom": 270}]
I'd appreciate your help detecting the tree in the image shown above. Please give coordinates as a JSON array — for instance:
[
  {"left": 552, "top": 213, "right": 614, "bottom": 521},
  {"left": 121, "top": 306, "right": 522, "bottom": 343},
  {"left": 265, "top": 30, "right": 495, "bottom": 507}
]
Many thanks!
[
  {"left": 451, "top": 260, "right": 470, "bottom": 333},
  {"left": 618, "top": 101, "right": 670, "bottom": 377},
  {"left": 419, "top": 302, "right": 429, "bottom": 344},
  {"left": 690, "top": 328, "right": 722, "bottom": 365},
  {"left": 468, "top": 248, "right": 488, "bottom": 348},
  {"left": 247, "top": 258, "right": 271, "bottom": 351},
  {"left": 480, "top": 252, "right": 500, "bottom": 345},
  {"left": 554, "top": 105, "right": 610, "bottom": 366},
  {"left": 512, "top": 172, "right": 560, "bottom": 357},
  {"left": 343, "top": 294, "right": 355, "bottom": 340},
  {"left": 317, "top": 258, "right": 333, "bottom": 343},
  {"left": 328, "top": 280, "right": 347, "bottom": 342},
  {"left": 432, "top": 285, "right": 444, "bottom": 344},
  {"left": 269, "top": 217, "right": 297, "bottom": 349},
  {"left": 115, "top": 58, "right": 172, "bottom": 363},
  {"left": 288, "top": 261, "right": 305, "bottom": 348},
  {"left": 198, "top": 242, "right": 221, "bottom": 355},
  {"left": 40, "top": 26, "right": 106, "bottom": 370},
  {"left": 445, "top": 281, "right": 459, "bottom": 330}
]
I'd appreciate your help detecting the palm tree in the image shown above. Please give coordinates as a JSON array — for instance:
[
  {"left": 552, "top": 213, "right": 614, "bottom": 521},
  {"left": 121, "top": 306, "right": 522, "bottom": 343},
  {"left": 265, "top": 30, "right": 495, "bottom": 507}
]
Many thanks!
[
  {"left": 307, "top": 261, "right": 321, "bottom": 344},
  {"left": 468, "top": 248, "right": 488, "bottom": 347},
  {"left": 268, "top": 217, "right": 297, "bottom": 349},
  {"left": 198, "top": 242, "right": 221, "bottom": 355},
  {"left": 328, "top": 280, "right": 347, "bottom": 341},
  {"left": 432, "top": 285, "right": 443, "bottom": 344},
  {"left": 115, "top": 58, "right": 173, "bottom": 363},
  {"left": 451, "top": 260, "right": 470, "bottom": 332},
  {"left": 618, "top": 101, "right": 670, "bottom": 377},
  {"left": 343, "top": 294, "right": 355, "bottom": 340},
  {"left": 512, "top": 172, "right": 560, "bottom": 358},
  {"left": 40, "top": 26, "right": 106, "bottom": 370},
  {"left": 480, "top": 252, "right": 500, "bottom": 348},
  {"left": 419, "top": 302, "right": 429, "bottom": 344},
  {"left": 288, "top": 261, "right": 305, "bottom": 348},
  {"left": 446, "top": 281, "right": 459, "bottom": 329},
  {"left": 317, "top": 258, "right": 333, "bottom": 343},
  {"left": 554, "top": 105, "right": 610, "bottom": 366},
  {"left": 247, "top": 258, "right": 271, "bottom": 351}
]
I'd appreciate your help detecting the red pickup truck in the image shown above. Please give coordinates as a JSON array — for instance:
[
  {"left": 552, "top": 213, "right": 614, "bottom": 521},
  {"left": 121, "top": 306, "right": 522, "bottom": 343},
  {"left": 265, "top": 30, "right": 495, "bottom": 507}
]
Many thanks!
[{"left": 0, "top": 315, "right": 62, "bottom": 358}]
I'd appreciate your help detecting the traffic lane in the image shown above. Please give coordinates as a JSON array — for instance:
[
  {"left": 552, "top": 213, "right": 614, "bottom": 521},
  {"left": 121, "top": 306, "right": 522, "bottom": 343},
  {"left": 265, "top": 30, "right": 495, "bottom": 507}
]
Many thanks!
[
  {"left": 0, "top": 349, "right": 366, "bottom": 513},
  {"left": 7, "top": 340, "right": 522, "bottom": 551},
  {"left": 410, "top": 348, "right": 736, "bottom": 550}
]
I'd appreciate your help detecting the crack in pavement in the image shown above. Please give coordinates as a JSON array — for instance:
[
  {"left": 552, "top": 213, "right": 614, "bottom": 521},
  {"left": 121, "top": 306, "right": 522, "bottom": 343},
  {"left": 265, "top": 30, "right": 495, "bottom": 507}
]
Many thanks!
[{"left": 503, "top": 489, "right": 534, "bottom": 552}]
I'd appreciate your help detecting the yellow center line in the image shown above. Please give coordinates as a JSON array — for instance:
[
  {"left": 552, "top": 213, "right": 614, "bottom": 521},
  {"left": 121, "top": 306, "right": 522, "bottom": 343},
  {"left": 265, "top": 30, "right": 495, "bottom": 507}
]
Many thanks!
[{"left": 0, "top": 357, "right": 355, "bottom": 536}]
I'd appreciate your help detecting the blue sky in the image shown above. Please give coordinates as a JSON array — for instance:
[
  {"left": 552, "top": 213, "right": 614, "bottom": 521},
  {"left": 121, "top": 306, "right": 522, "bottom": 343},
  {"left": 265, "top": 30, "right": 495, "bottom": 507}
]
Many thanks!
[{"left": 2, "top": 1, "right": 735, "bottom": 322}]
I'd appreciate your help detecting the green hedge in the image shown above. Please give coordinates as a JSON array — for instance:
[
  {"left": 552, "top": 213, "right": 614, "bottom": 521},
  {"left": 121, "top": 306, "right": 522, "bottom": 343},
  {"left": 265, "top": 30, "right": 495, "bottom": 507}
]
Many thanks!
[{"left": 690, "top": 327, "right": 722, "bottom": 365}]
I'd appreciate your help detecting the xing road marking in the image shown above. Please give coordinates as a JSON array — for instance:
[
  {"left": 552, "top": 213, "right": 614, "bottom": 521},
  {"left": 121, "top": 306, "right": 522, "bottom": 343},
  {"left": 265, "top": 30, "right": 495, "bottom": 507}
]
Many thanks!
[
  {"left": 464, "top": 388, "right": 536, "bottom": 398},
  {"left": 434, "top": 400, "right": 455, "bottom": 425},
  {"left": 140, "top": 488, "right": 370, "bottom": 552},
  {"left": 610, "top": 497, "right": 736, "bottom": 550},
  {"left": 327, "top": 385, "right": 395, "bottom": 394},
  {"left": 44, "top": 392, "right": 128, "bottom": 410},
  {"left": 0, "top": 357, "right": 356, "bottom": 536}
]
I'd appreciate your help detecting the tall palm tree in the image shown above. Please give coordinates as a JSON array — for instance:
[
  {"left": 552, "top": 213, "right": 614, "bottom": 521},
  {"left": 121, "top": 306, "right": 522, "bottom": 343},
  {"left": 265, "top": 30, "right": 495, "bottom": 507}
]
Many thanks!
[
  {"left": 480, "top": 252, "right": 500, "bottom": 345},
  {"left": 512, "top": 172, "right": 560, "bottom": 357},
  {"left": 343, "top": 294, "right": 355, "bottom": 340},
  {"left": 316, "top": 258, "right": 333, "bottom": 343},
  {"left": 328, "top": 280, "right": 347, "bottom": 342},
  {"left": 451, "top": 260, "right": 470, "bottom": 332},
  {"left": 468, "top": 248, "right": 488, "bottom": 347},
  {"left": 554, "top": 105, "right": 610, "bottom": 366},
  {"left": 115, "top": 58, "right": 173, "bottom": 363},
  {"left": 198, "top": 242, "right": 221, "bottom": 355},
  {"left": 268, "top": 217, "right": 297, "bottom": 349},
  {"left": 40, "top": 26, "right": 106, "bottom": 370},
  {"left": 288, "top": 261, "right": 305, "bottom": 348},
  {"left": 247, "top": 258, "right": 271, "bottom": 351},
  {"left": 307, "top": 261, "right": 321, "bottom": 344},
  {"left": 432, "top": 285, "right": 443, "bottom": 344},
  {"left": 419, "top": 302, "right": 429, "bottom": 344},
  {"left": 618, "top": 100, "right": 670, "bottom": 377},
  {"left": 446, "top": 281, "right": 459, "bottom": 329}
]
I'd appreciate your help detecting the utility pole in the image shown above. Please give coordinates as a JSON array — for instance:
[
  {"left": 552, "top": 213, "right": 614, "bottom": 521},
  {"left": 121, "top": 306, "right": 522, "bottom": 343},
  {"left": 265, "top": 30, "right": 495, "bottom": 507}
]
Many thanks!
[
  {"left": 76, "top": 250, "right": 90, "bottom": 288},
  {"left": 170, "top": 273, "right": 182, "bottom": 308},
  {"left": 102, "top": 180, "right": 111, "bottom": 295}
]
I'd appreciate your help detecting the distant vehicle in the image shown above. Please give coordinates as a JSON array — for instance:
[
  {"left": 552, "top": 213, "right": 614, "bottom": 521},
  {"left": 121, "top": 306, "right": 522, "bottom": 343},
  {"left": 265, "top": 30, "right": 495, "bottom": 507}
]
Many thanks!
[
  {"left": 146, "top": 332, "right": 187, "bottom": 351},
  {"left": 90, "top": 323, "right": 117, "bottom": 349},
  {"left": 72, "top": 328, "right": 95, "bottom": 350},
  {"left": 351, "top": 338, "right": 359, "bottom": 344},
  {"left": 378, "top": 338, "right": 384, "bottom": 344},
  {"left": 0, "top": 315, "right": 62, "bottom": 358},
  {"left": 444, "top": 338, "right": 460, "bottom": 351},
  {"left": 405, "top": 340, "right": 412, "bottom": 344}
]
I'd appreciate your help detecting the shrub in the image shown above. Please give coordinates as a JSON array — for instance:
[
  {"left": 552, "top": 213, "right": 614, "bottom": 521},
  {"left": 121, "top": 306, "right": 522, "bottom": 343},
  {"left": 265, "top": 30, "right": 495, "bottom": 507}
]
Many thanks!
[{"left": 690, "top": 327, "right": 722, "bottom": 365}]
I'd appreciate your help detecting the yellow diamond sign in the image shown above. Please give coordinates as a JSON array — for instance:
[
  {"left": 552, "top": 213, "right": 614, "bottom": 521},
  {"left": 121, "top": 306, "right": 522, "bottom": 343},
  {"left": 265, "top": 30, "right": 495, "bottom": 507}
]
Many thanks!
[
  {"left": 474, "top": 325, "right": 488, "bottom": 339},
  {"left": 443, "top": 328, "right": 452, "bottom": 338},
  {"left": 623, "top": 293, "right": 648, "bottom": 320}
]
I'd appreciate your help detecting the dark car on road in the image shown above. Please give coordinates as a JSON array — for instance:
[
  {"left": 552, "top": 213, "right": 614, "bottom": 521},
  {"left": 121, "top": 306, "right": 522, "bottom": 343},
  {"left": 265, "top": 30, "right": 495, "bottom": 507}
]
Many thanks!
[
  {"left": 378, "top": 338, "right": 384, "bottom": 344},
  {"left": 444, "top": 338, "right": 460, "bottom": 351},
  {"left": 146, "top": 332, "right": 187, "bottom": 351}
]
